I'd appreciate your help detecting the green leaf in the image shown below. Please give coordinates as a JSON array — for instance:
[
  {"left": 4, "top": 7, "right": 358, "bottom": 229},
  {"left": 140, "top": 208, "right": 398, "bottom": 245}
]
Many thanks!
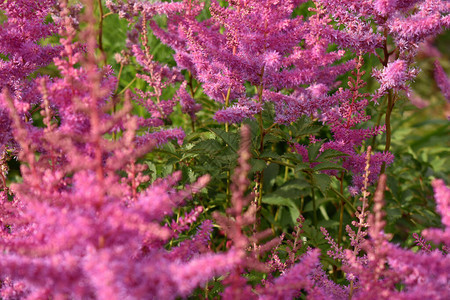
[
  {"left": 294, "top": 162, "right": 311, "bottom": 173},
  {"left": 317, "top": 149, "right": 349, "bottom": 160},
  {"left": 313, "top": 162, "right": 345, "bottom": 172},
  {"left": 271, "top": 128, "right": 291, "bottom": 141},
  {"left": 301, "top": 219, "right": 327, "bottom": 247},
  {"left": 312, "top": 173, "right": 331, "bottom": 194},
  {"left": 262, "top": 195, "right": 300, "bottom": 224},
  {"left": 209, "top": 128, "right": 240, "bottom": 153},
  {"left": 250, "top": 159, "right": 267, "bottom": 173},
  {"left": 287, "top": 205, "right": 301, "bottom": 225},
  {"left": 281, "top": 152, "right": 304, "bottom": 164},
  {"left": 262, "top": 195, "right": 295, "bottom": 206},
  {"left": 289, "top": 116, "right": 321, "bottom": 138},
  {"left": 308, "top": 141, "right": 324, "bottom": 162},
  {"left": 145, "top": 162, "right": 157, "bottom": 182},
  {"left": 279, "top": 179, "right": 311, "bottom": 191},
  {"left": 261, "top": 207, "right": 280, "bottom": 227},
  {"left": 189, "top": 139, "right": 223, "bottom": 154},
  {"left": 263, "top": 163, "right": 279, "bottom": 193},
  {"left": 259, "top": 150, "right": 280, "bottom": 160},
  {"left": 303, "top": 197, "right": 332, "bottom": 212}
]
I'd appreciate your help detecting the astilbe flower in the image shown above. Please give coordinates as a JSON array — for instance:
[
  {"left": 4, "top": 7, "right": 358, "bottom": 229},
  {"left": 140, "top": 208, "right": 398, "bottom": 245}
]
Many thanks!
[
  {"left": 321, "top": 57, "right": 394, "bottom": 194},
  {"left": 423, "top": 179, "right": 450, "bottom": 248},
  {"left": 107, "top": 0, "right": 202, "bottom": 125},
  {"left": 110, "top": 0, "right": 389, "bottom": 193},
  {"left": 0, "top": 0, "right": 59, "bottom": 88},
  {"left": 315, "top": 0, "right": 449, "bottom": 54},
  {"left": 109, "top": 0, "right": 354, "bottom": 124},
  {"left": 434, "top": 60, "right": 450, "bottom": 101},
  {"left": 120, "top": 0, "right": 392, "bottom": 194},
  {"left": 262, "top": 217, "right": 348, "bottom": 299},
  {"left": 321, "top": 175, "right": 450, "bottom": 300},
  {"left": 351, "top": 176, "right": 450, "bottom": 299},
  {"left": 318, "top": 147, "right": 450, "bottom": 300},
  {"left": 0, "top": 1, "right": 246, "bottom": 298},
  {"left": 214, "top": 97, "right": 263, "bottom": 124},
  {"left": 409, "top": 91, "right": 430, "bottom": 109},
  {"left": 372, "top": 59, "right": 419, "bottom": 99},
  {"left": 176, "top": 82, "right": 202, "bottom": 121},
  {"left": 315, "top": 0, "right": 449, "bottom": 111},
  {"left": 0, "top": 0, "right": 60, "bottom": 154},
  {"left": 412, "top": 233, "right": 432, "bottom": 253}
]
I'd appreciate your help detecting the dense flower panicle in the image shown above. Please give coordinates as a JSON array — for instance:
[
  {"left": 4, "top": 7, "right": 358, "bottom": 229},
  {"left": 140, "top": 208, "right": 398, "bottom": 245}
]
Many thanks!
[
  {"left": 105, "top": 0, "right": 185, "bottom": 21},
  {"left": 0, "top": 0, "right": 60, "bottom": 153},
  {"left": 214, "top": 98, "right": 263, "bottom": 124},
  {"left": 0, "top": 0, "right": 449, "bottom": 299},
  {"left": 124, "top": 0, "right": 353, "bottom": 124},
  {"left": 318, "top": 175, "right": 450, "bottom": 299},
  {"left": 320, "top": 57, "right": 394, "bottom": 193},
  {"left": 169, "top": 206, "right": 204, "bottom": 234},
  {"left": 434, "top": 60, "right": 450, "bottom": 101},
  {"left": 258, "top": 249, "right": 322, "bottom": 299},
  {"left": 167, "top": 219, "right": 213, "bottom": 262},
  {"left": 423, "top": 179, "right": 450, "bottom": 247},
  {"left": 176, "top": 82, "right": 202, "bottom": 121},
  {"left": 413, "top": 233, "right": 432, "bottom": 253},
  {"left": 316, "top": 0, "right": 449, "bottom": 53},
  {"left": 431, "top": 179, "right": 450, "bottom": 227},
  {"left": 0, "top": 1, "right": 242, "bottom": 298},
  {"left": 387, "top": 0, "right": 450, "bottom": 46},
  {"left": 308, "top": 265, "right": 349, "bottom": 300},
  {"left": 409, "top": 92, "right": 430, "bottom": 108},
  {"left": 135, "top": 128, "right": 186, "bottom": 147},
  {"left": 0, "top": 0, "right": 59, "bottom": 86},
  {"left": 372, "top": 60, "right": 419, "bottom": 97}
]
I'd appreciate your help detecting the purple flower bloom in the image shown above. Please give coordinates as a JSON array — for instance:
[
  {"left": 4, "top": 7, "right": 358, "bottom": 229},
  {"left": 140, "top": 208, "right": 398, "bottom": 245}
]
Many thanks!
[
  {"left": 372, "top": 59, "right": 418, "bottom": 97},
  {"left": 434, "top": 60, "right": 450, "bottom": 101},
  {"left": 214, "top": 98, "right": 262, "bottom": 124}
]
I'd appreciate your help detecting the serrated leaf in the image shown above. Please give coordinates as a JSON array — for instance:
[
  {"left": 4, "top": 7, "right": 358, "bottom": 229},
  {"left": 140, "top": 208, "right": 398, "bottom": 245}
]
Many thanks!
[
  {"left": 301, "top": 221, "right": 326, "bottom": 247},
  {"left": 145, "top": 162, "right": 157, "bottom": 182},
  {"left": 294, "top": 162, "right": 310, "bottom": 172},
  {"left": 281, "top": 152, "right": 304, "bottom": 164},
  {"left": 259, "top": 150, "right": 280, "bottom": 160},
  {"left": 189, "top": 139, "right": 223, "bottom": 154},
  {"left": 162, "top": 164, "right": 174, "bottom": 177},
  {"left": 263, "top": 133, "right": 283, "bottom": 144},
  {"left": 250, "top": 158, "right": 267, "bottom": 173},
  {"left": 308, "top": 141, "right": 324, "bottom": 162},
  {"left": 279, "top": 179, "right": 310, "bottom": 191},
  {"left": 317, "top": 149, "right": 348, "bottom": 161},
  {"left": 271, "top": 128, "right": 291, "bottom": 141},
  {"left": 303, "top": 197, "right": 332, "bottom": 212},
  {"left": 295, "top": 125, "right": 322, "bottom": 137},
  {"left": 313, "top": 162, "right": 345, "bottom": 172},
  {"left": 312, "top": 173, "right": 331, "bottom": 194},
  {"left": 209, "top": 128, "right": 239, "bottom": 152},
  {"left": 318, "top": 219, "right": 340, "bottom": 228},
  {"left": 287, "top": 116, "right": 322, "bottom": 137},
  {"left": 263, "top": 163, "right": 279, "bottom": 193}
]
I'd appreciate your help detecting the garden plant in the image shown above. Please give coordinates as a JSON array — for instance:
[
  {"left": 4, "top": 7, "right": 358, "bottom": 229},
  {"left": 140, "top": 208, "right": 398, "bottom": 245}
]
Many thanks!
[{"left": 0, "top": 0, "right": 449, "bottom": 299}]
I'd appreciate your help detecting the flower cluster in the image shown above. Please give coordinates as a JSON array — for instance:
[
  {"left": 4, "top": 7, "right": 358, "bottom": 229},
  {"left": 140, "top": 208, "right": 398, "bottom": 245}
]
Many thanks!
[{"left": 0, "top": 0, "right": 448, "bottom": 299}]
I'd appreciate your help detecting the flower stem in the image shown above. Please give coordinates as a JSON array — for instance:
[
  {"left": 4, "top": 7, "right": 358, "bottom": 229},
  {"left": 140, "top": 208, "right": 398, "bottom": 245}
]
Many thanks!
[
  {"left": 338, "top": 171, "right": 345, "bottom": 246},
  {"left": 380, "top": 90, "right": 395, "bottom": 174}
]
